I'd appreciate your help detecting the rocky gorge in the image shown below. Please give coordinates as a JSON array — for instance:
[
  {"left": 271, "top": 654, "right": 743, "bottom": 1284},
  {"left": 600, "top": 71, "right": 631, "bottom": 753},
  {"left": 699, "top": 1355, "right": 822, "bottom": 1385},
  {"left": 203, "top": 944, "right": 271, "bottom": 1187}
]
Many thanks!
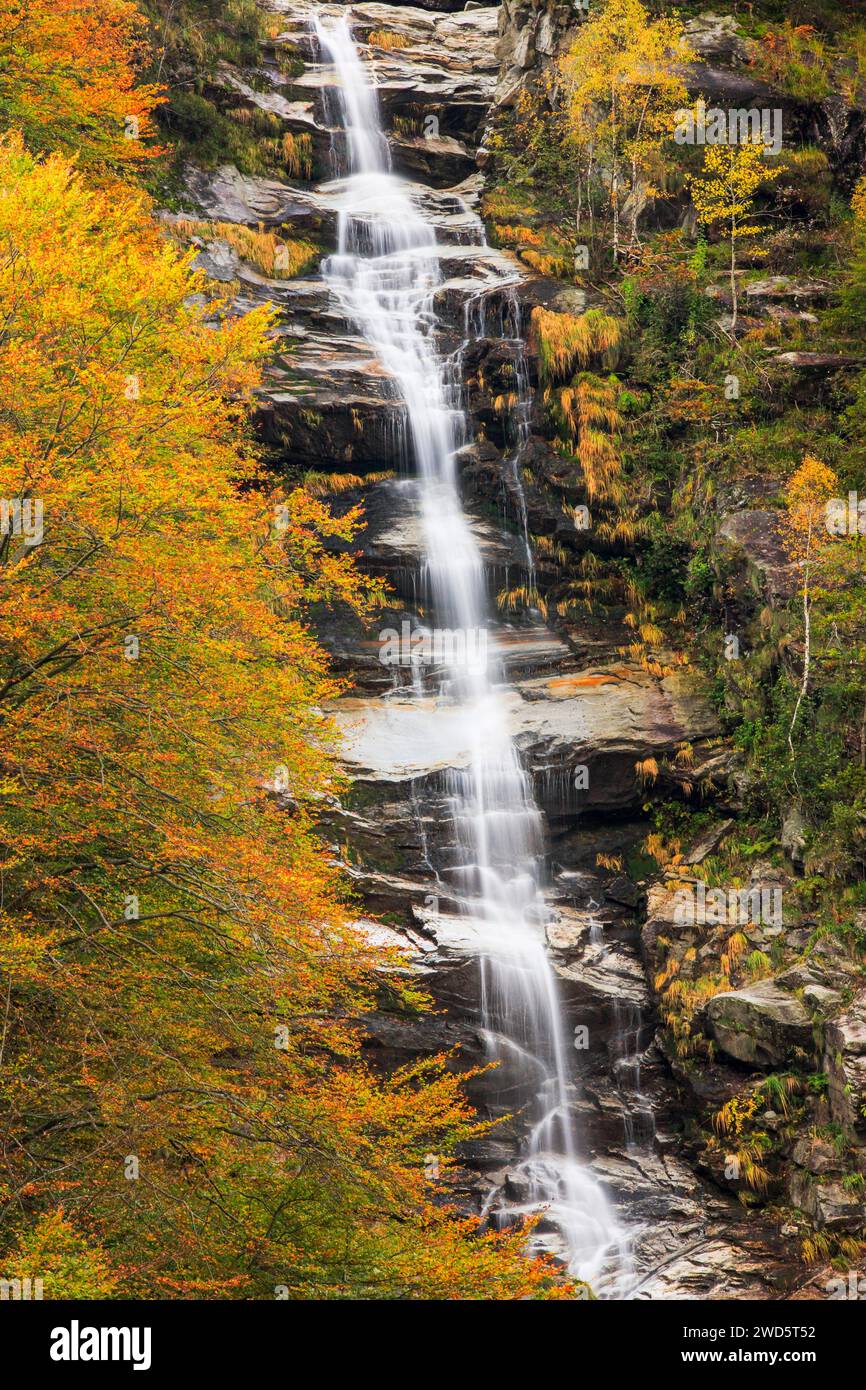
[{"left": 167, "top": 0, "right": 866, "bottom": 1299}]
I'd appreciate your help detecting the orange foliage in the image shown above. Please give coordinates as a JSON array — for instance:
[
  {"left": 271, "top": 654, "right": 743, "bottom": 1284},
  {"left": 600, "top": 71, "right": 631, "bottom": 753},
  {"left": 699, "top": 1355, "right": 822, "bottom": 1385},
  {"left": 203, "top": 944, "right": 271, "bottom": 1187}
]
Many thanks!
[
  {"left": 0, "top": 0, "right": 162, "bottom": 169},
  {"left": 0, "top": 136, "right": 573, "bottom": 1300}
]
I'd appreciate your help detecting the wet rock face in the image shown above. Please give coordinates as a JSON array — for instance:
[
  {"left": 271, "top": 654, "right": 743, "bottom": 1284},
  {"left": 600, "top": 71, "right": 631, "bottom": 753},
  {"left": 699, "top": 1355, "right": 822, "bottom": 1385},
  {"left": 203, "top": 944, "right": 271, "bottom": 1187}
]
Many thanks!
[
  {"left": 177, "top": 157, "right": 532, "bottom": 469},
  {"left": 786, "top": 1135, "right": 863, "bottom": 1234},
  {"left": 326, "top": 657, "right": 720, "bottom": 823},
  {"left": 643, "top": 870, "right": 866, "bottom": 1247},
  {"left": 353, "top": 844, "right": 800, "bottom": 1297},
  {"left": 789, "top": 1173, "right": 864, "bottom": 1234},
  {"left": 341, "top": 804, "right": 799, "bottom": 1296}
]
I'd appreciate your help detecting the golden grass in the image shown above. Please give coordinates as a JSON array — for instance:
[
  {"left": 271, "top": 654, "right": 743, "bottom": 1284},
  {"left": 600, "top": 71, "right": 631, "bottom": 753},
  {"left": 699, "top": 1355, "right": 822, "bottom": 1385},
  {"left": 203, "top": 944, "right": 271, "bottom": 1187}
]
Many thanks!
[
  {"left": 659, "top": 973, "right": 728, "bottom": 1059},
  {"left": 531, "top": 533, "right": 568, "bottom": 567},
  {"left": 172, "top": 219, "right": 319, "bottom": 279},
  {"left": 596, "top": 852, "right": 623, "bottom": 871},
  {"left": 281, "top": 132, "right": 313, "bottom": 180},
  {"left": 595, "top": 515, "right": 646, "bottom": 544},
  {"left": 481, "top": 189, "right": 540, "bottom": 222},
  {"left": 494, "top": 223, "right": 543, "bottom": 248},
  {"left": 302, "top": 470, "right": 395, "bottom": 497},
  {"left": 490, "top": 220, "right": 572, "bottom": 276},
  {"left": 720, "top": 931, "right": 748, "bottom": 978},
  {"left": 393, "top": 115, "right": 423, "bottom": 138},
  {"left": 635, "top": 756, "right": 659, "bottom": 785},
  {"left": 367, "top": 29, "right": 411, "bottom": 50},
  {"left": 553, "top": 374, "right": 624, "bottom": 504},
  {"left": 554, "top": 549, "right": 625, "bottom": 617}
]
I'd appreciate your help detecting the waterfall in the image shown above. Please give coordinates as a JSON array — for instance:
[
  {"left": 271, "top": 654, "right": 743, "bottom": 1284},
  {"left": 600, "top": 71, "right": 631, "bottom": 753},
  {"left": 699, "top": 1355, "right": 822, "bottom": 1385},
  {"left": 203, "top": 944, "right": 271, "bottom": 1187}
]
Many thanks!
[{"left": 313, "top": 10, "right": 631, "bottom": 1295}]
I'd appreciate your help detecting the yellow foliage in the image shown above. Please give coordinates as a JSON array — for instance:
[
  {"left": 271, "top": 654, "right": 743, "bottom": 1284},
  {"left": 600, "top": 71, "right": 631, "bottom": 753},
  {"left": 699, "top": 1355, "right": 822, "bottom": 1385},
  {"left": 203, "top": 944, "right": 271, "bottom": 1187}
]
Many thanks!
[
  {"left": 689, "top": 140, "right": 782, "bottom": 326},
  {"left": 643, "top": 830, "right": 674, "bottom": 866},
  {"left": 595, "top": 852, "right": 623, "bottom": 871},
  {"left": 531, "top": 307, "right": 623, "bottom": 383},
  {"left": 783, "top": 455, "right": 839, "bottom": 563},
  {"left": 689, "top": 139, "right": 780, "bottom": 236},
  {"left": 557, "top": 0, "right": 694, "bottom": 254}
]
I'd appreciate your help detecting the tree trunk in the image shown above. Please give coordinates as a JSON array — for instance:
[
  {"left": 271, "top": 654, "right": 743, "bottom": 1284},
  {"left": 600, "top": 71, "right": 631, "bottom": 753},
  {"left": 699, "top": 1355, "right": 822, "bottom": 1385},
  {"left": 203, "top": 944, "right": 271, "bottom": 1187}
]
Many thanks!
[
  {"left": 611, "top": 85, "right": 619, "bottom": 262},
  {"left": 788, "top": 544, "right": 812, "bottom": 761},
  {"left": 730, "top": 215, "right": 737, "bottom": 331}
]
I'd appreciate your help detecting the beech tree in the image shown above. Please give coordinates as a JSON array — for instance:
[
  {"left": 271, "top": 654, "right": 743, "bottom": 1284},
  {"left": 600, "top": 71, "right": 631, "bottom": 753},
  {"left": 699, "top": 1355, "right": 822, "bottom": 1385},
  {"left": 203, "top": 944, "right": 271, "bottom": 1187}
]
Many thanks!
[
  {"left": 0, "top": 137, "right": 577, "bottom": 1299},
  {"left": 0, "top": 0, "right": 162, "bottom": 169}
]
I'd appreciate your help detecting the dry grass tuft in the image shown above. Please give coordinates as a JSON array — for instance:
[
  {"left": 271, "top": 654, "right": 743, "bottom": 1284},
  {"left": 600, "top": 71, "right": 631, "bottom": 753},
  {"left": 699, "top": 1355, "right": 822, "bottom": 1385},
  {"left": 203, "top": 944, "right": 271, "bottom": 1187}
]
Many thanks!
[
  {"left": 531, "top": 307, "right": 623, "bottom": 383},
  {"left": 367, "top": 29, "right": 411, "bottom": 50},
  {"left": 171, "top": 219, "right": 319, "bottom": 279}
]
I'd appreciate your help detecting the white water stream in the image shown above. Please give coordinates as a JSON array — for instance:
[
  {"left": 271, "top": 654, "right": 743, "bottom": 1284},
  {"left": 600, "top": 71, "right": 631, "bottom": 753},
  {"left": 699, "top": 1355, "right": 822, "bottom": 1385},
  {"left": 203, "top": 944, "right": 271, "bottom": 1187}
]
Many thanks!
[{"left": 314, "top": 11, "right": 631, "bottom": 1294}]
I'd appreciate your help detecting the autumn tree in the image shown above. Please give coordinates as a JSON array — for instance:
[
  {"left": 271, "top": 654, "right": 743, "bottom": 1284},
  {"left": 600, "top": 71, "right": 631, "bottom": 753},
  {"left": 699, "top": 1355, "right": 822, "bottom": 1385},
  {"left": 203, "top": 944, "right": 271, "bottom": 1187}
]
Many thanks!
[
  {"left": 557, "top": 0, "right": 694, "bottom": 259},
  {"left": 782, "top": 457, "right": 839, "bottom": 760},
  {"left": 689, "top": 139, "right": 780, "bottom": 331},
  {"left": 3, "top": 1210, "right": 118, "bottom": 1299},
  {"left": 0, "top": 136, "right": 570, "bottom": 1299},
  {"left": 0, "top": 0, "right": 161, "bottom": 170}
]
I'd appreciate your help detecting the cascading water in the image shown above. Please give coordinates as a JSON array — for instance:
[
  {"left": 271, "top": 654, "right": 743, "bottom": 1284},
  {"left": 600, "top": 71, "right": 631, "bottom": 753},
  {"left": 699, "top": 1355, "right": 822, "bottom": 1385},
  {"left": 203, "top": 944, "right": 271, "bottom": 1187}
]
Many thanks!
[{"left": 314, "top": 10, "right": 631, "bottom": 1295}]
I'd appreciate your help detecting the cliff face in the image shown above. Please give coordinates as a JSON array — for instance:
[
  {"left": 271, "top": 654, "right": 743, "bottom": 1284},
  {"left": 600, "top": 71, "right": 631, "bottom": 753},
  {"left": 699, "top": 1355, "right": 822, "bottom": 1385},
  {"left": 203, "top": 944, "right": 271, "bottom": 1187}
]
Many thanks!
[
  {"left": 483, "top": 2, "right": 866, "bottom": 1291},
  {"left": 165, "top": 1, "right": 866, "bottom": 1296},
  {"left": 495, "top": 0, "right": 580, "bottom": 106}
]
